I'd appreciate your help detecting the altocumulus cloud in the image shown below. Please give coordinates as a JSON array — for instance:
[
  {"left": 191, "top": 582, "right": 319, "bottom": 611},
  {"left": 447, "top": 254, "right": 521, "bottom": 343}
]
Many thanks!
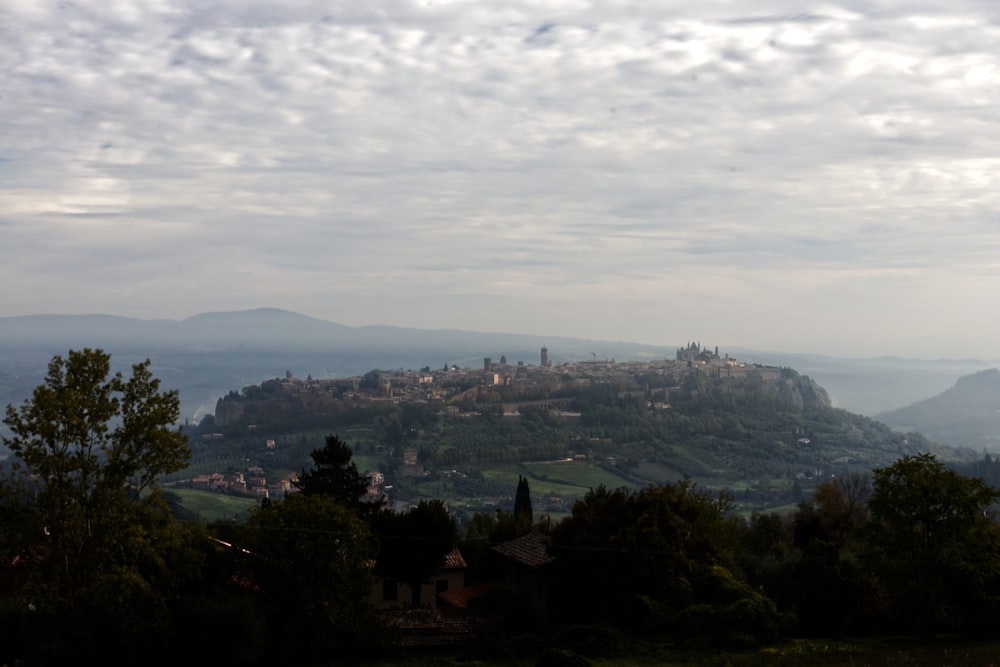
[{"left": 1, "top": 0, "right": 1000, "bottom": 357}]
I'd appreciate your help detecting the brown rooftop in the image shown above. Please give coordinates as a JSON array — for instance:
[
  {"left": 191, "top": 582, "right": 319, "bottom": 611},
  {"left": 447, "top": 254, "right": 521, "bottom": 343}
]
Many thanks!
[
  {"left": 491, "top": 532, "right": 554, "bottom": 568},
  {"left": 442, "top": 547, "right": 468, "bottom": 569}
]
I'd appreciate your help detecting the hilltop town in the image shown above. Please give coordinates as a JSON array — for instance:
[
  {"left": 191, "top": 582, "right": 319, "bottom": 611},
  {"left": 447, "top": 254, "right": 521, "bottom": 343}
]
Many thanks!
[
  {"left": 211, "top": 342, "right": 788, "bottom": 428},
  {"left": 181, "top": 343, "right": 810, "bottom": 511}
]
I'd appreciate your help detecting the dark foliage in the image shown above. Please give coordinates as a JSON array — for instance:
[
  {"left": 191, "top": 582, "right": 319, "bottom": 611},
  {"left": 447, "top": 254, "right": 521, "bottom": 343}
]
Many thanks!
[
  {"left": 514, "top": 474, "right": 534, "bottom": 522},
  {"left": 292, "top": 433, "right": 370, "bottom": 510},
  {"left": 863, "top": 453, "right": 1000, "bottom": 636},
  {"left": 369, "top": 499, "right": 459, "bottom": 606},
  {"left": 548, "top": 480, "right": 787, "bottom": 642}
]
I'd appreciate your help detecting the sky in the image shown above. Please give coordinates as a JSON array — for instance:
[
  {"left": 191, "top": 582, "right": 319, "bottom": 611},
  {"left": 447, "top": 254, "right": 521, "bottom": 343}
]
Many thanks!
[{"left": 2, "top": 1, "right": 1000, "bottom": 359}]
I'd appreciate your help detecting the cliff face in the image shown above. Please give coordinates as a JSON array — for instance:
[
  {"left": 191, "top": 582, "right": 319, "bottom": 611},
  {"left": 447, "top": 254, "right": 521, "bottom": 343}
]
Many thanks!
[
  {"left": 213, "top": 395, "right": 245, "bottom": 426},
  {"left": 683, "top": 369, "right": 831, "bottom": 412},
  {"left": 211, "top": 377, "right": 356, "bottom": 428}
]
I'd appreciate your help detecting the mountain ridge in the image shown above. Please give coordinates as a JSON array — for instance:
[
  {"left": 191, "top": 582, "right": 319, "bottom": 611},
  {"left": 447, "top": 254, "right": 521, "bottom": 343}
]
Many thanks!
[
  {"left": 876, "top": 368, "right": 1000, "bottom": 450},
  {"left": 2, "top": 308, "right": 998, "bottom": 421}
]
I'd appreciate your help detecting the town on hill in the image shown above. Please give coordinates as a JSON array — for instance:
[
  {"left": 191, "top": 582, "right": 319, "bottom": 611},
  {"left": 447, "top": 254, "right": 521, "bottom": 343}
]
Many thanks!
[
  {"left": 181, "top": 341, "right": 957, "bottom": 523},
  {"left": 210, "top": 342, "right": 787, "bottom": 427}
]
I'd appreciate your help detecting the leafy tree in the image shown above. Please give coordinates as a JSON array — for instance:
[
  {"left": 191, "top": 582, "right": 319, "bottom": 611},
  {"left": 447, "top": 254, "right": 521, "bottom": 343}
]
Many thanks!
[
  {"left": 794, "top": 472, "right": 871, "bottom": 551},
  {"left": 2, "top": 349, "right": 190, "bottom": 600},
  {"left": 369, "top": 499, "right": 458, "bottom": 606},
  {"left": 1, "top": 348, "right": 192, "bottom": 660},
  {"left": 864, "top": 453, "right": 1000, "bottom": 635},
  {"left": 549, "top": 481, "right": 752, "bottom": 633},
  {"left": 236, "top": 493, "right": 384, "bottom": 660},
  {"left": 292, "top": 434, "right": 369, "bottom": 512},
  {"left": 749, "top": 474, "right": 878, "bottom": 638},
  {"left": 359, "top": 369, "right": 382, "bottom": 392}
]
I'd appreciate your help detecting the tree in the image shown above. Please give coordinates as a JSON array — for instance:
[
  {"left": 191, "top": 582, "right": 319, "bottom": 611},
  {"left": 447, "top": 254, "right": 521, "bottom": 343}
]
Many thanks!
[
  {"left": 794, "top": 472, "right": 871, "bottom": 550},
  {"left": 359, "top": 369, "right": 382, "bottom": 392},
  {"left": 549, "top": 481, "right": 748, "bottom": 631},
  {"left": 293, "top": 434, "right": 369, "bottom": 512},
  {"left": 514, "top": 475, "right": 534, "bottom": 523},
  {"left": 1, "top": 348, "right": 192, "bottom": 659},
  {"left": 2, "top": 349, "right": 190, "bottom": 600},
  {"left": 236, "top": 493, "right": 383, "bottom": 660},
  {"left": 865, "top": 453, "right": 1000, "bottom": 635}
]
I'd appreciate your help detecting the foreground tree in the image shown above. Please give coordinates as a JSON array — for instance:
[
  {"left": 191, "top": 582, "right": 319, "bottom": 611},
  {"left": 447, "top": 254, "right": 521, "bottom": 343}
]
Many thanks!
[
  {"left": 236, "top": 493, "right": 385, "bottom": 660},
  {"left": 865, "top": 453, "right": 1000, "bottom": 635},
  {"left": 548, "top": 481, "right": 786, "bottom": 643},
  {"left": 794, "top": 472, "right": 871, "bottom": 551},
  {"left": 2, "top": 349, "right": 191, "bottom": 602},
  {"left": 781, "top": 474, "right": 874, "bottom": 637},
  {"left": 1, "top": 348, "right": 192, "bottom": 661}
]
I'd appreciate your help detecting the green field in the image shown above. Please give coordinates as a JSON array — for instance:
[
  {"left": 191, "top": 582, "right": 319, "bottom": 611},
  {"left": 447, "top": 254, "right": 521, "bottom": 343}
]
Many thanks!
[
  {"left": 485, "top": 461, "right": 634, "bottom": 496},
  {"left": 351, "top": 454, "right": 383, "bottom": 475},
  {"left": 169, "top": 488, "right": 259, "bottom": 522}
]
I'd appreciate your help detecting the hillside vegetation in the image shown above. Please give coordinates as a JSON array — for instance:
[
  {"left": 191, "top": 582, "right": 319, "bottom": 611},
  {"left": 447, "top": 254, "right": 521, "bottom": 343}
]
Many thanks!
[{"left": 185, "top": 356, "right": 974, "bottom": 517}]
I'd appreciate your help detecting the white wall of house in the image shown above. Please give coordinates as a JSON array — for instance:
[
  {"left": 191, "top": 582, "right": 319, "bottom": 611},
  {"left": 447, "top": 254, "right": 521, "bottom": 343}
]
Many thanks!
[{"left": 371, "top": 568, "right": 465, "bottom": 610}]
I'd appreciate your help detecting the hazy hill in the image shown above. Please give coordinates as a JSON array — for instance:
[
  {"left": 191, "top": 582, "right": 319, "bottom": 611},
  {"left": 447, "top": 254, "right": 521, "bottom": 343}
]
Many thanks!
[
  {"left": 191, "top": 359, "right": 982, "bottom": 517},
  {"left": 876, "top": 368, "right": 1000, "bottom": 450},
  {"left": 1, "top": 308, "right": 995, "bottom": 425},
  {"left": 736, "top": 351, "right": 995, "bottom": 417},
  {"left": 0, "top": 308, "right": 679, "bottom": 423}
]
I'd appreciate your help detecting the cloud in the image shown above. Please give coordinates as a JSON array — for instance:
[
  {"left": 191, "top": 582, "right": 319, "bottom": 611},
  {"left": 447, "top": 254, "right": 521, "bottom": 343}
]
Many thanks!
[{"left": 2, "top": 0, "right": 1000, "bottom": 357}]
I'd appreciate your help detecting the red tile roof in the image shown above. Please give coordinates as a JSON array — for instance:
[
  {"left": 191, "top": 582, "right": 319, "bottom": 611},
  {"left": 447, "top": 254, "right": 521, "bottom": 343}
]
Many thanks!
[
  {"left": 491, "top": 532, "right": 554, "bottom": 567},
  {"left": 442, "top": 547, "right": 468, "bottom": 569}
]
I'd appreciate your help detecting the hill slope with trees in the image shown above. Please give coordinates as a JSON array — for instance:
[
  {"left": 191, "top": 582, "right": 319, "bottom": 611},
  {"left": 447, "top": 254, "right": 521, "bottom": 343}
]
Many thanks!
[
  {"left": 876, "top": 368, "right": 1000, "bottom": 450},
  {"left": 187, "top": 357, "right": 976, "bottom": 517}
]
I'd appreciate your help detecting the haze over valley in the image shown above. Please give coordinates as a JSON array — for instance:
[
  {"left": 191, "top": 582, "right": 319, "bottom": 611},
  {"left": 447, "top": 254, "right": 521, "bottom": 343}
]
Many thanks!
[{"left": 2, "top": 308, "right": 997, "bottom": 428}]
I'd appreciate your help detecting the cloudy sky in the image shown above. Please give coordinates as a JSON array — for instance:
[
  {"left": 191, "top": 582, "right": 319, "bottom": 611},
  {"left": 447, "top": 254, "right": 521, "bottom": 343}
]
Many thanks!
[{"left": 2, "top": 1, "right": 999, "bottom": 358}]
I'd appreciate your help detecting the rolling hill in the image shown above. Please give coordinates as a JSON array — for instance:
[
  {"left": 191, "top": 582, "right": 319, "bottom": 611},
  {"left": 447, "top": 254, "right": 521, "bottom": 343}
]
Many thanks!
[
  {"left": 876, "top": 368, "right": 1000, "bottom": 450},
  {"left": 1, "top": 308, "right": 996, "bottom": 425}
]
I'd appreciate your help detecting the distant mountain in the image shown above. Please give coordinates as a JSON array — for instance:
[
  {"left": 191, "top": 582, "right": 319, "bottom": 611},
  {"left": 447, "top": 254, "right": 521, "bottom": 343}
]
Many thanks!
[
  {"left": 735, "top": 351, "right": 995, "bottom": 416},
  {"left": 876, "top": 368, "right": 1000, "bottom": 450},
  {"left": 1, "top": 308, "right": 995, "bottom": 425},
  {"left": 0, "top": 308, "right": 678, "bottom": 423}
]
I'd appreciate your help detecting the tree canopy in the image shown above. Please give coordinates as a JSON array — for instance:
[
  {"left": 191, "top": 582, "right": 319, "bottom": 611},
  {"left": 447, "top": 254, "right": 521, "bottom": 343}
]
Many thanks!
[
  {"left": 292, "top": 433, "right": 370, "bottom": 511},
  {"left": 2, "top": 349, "right": 191, "bottom": 603},
  {"left": 1, "top": 348, "right": 195, "bottom": 662},
  {"left": 865, "top": 453, "right": 1000, "bottom": 634},
  {"left": 549, "top": 481, "right": 749, "bottom": 632},
  {"left": 236, "top": 492, "right": 383, "bottom": 660}
]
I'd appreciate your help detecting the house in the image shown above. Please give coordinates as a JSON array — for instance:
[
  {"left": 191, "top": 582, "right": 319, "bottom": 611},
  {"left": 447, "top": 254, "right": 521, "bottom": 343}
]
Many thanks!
[
  {"left": 371, "top": 547, "right": 468, "bottom": 610},
  {"left": 491, "top": 532, "right": 555, "bottom": 617}
]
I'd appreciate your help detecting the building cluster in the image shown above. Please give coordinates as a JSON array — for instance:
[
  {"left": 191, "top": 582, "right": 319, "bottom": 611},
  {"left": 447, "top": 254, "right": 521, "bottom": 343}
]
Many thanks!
[
  {"left": 190, "top": 466, "right": 294, "bottom": 500},
  {"left": 212, "top": 343, "right": 784, "bottom": 428}
]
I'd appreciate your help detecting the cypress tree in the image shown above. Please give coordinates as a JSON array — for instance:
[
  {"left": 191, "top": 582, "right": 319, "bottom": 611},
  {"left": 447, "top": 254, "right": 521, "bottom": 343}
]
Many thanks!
[{"left": 514, "top": 475, "right": 533, "bottom": 523}]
